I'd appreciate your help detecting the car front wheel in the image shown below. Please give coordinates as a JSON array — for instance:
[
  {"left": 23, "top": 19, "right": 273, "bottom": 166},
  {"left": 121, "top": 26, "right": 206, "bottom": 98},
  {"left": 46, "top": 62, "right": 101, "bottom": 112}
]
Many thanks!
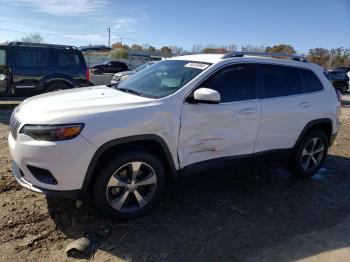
[{"left": 94, "top": 151, "right": 166, "bottom": 219}]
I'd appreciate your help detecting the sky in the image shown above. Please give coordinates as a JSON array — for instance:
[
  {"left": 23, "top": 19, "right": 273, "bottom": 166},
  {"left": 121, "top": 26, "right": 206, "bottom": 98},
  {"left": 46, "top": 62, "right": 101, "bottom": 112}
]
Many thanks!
[{"left": 0, "top": 0, "right": 349, "bottom": 53}]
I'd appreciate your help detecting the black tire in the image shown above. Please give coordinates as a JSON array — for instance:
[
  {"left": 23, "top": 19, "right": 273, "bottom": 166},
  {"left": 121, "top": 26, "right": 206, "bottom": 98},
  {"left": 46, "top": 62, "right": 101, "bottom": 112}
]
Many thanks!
[
  {"left": 93, "top": 151, "right": 166, "bottom": 219},
  {"left": 46, "top": 83, "right": 70, "bottom": 92},
  {"left": 288, "top": 130, "right": 328, "bottom": 178}
]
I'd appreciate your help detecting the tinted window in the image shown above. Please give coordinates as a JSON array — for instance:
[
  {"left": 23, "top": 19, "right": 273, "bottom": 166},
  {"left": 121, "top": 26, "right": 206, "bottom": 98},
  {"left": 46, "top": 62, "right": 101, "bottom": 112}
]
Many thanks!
[
  {"left": 14, "top": 49, "right": 49, "bottom": 68},
  {"left": 201, "top": 64, "right": 255, "bottom": 102},
  {"left": 261, "top": 64, "right": 301, "bottom": 98},
  {"left": 57, "top": 52, "right": 80, "bottom": 67},
  {"left": 301, "top": 69, "right": 323, "bottom": 92},
  {"left": 0, "top": 49, "right": 6, "bottom": 66}
]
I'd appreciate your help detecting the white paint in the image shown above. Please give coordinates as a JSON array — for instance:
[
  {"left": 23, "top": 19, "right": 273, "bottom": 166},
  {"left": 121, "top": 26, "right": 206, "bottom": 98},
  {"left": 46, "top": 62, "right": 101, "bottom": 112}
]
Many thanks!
[{"left": 8, "top": 54, "right": 340, "bottom": 192}]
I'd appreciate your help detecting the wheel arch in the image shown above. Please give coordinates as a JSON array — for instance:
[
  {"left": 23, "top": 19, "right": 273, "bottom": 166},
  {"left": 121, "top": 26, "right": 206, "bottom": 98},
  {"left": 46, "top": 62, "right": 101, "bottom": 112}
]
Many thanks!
[
  {"left": 81, "top": 135, "right": 178, "bottom": 195},
  {"left": 293, "top": 118, "right": 333, "bottom": 151}
]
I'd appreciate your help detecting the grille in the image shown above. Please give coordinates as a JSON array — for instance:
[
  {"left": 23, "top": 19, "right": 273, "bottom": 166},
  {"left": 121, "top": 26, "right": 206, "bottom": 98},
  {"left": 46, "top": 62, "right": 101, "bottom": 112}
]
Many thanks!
[{"left": 10, "top": 112, "right": 21, "bottom": 140}]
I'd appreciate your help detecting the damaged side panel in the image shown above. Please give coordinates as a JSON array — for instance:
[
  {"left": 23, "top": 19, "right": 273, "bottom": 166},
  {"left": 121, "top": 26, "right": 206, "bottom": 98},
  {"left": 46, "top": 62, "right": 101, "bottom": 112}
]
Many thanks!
[{"left": 178, "top": 101, "right": 261, "bottom": 168}]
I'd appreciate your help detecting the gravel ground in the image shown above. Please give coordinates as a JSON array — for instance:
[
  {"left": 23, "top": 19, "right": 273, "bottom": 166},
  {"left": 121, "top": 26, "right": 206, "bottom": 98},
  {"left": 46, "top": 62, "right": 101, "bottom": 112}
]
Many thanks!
[{"left": 0, "top": 95, "right": 349, "bottom": 262}]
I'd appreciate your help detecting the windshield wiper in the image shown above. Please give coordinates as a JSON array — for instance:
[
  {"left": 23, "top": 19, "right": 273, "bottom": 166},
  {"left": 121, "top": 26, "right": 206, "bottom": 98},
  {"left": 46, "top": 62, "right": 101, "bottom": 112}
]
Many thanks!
[{"left": 117, "top": 87, "right": 143, "bottom": 96}]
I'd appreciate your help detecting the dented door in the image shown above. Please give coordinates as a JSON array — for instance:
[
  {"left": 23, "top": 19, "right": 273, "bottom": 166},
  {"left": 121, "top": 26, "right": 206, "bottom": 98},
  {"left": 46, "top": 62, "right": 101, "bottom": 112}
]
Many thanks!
[{"left": 178, "top": 100, "right": 261, "bottom": 168}]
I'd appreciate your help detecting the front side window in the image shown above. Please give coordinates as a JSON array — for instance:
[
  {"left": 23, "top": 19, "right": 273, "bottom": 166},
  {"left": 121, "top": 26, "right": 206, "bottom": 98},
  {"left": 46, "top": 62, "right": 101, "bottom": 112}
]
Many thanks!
[
  {"left": 200, "top": 64, "right": 256, "bottom": 103},
  {"left": 301, "top": 69, "right": 323, "bottom": 92},
  {"left": 116, "top": 60, "right": 210, "bottom": 98},
  {"left": 57, "top": 52, "right": 80, "bottom": 67},
  {"left": 14, "top": 49, "right": 49, "bottom": 68},
  {"left": 261, "top": 64, "right": 301, "bottom": 98}
]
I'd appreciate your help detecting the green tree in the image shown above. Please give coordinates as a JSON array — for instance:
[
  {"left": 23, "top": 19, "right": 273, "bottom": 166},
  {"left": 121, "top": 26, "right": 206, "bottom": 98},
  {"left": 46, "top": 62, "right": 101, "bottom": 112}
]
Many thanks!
[
  {"left": 130, "top": 44, "right": 143, "bottom": 50},
  {"left": 110, "top": 48, "right": 129, "bottom": 59},
  {"left": 160, "top": 46, "right": 172, "bottom": 53},
  {"left": 148, "top": 45, "right": 156, "bottom": 52},
  {"left": 329, "top": 47, "right": 350, "bottom": 68},
  {"left": 265, "top": 44, "right": 296, "bottom": 54},
  {"left": 307, "top": 48, "right": 330, "bottom": 68}
]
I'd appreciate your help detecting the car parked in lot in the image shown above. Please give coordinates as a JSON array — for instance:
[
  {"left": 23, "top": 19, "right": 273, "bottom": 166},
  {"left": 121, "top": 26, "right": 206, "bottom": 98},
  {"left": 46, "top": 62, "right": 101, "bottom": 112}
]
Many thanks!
[
  {"left": 328, "top": 70, "right": 349, "bottom": 93},
  {"left": 334, "top": 66, "right": 350, "bottom": 86},
  {"left": 90, "top": 60, "right": 129, "bottom": 74},
  {"left": 0, "top": 42, "right": 90, "bottom": 96},
  {"left": 111, "top": 61, "right": 156, "bottom": 84},
  {"left": 9, "top": 52, "right": 340, "bottom": 219}
]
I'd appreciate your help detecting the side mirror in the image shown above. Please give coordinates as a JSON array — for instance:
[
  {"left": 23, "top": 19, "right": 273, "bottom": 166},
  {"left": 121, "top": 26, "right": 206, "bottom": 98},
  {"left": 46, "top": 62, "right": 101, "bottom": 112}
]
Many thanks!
[{"left": 193, "top": 88, "right": 220, "bottom": 104}]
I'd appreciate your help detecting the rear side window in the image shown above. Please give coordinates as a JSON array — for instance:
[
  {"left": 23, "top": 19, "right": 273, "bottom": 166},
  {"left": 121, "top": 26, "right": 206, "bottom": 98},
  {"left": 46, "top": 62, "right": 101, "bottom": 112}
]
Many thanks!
[
  {"left": 261, "top": 64, "right": 301, "bottom": 98},
  {"left": 0, "top": 49, "right": 6, "bottom": 65},
  {"left": 14, "top": 49, "right": 49, "bottom": 68},
  {"left": 201, "top": 64, "right": 256, "bottom": 102},
  {"left": 57, "top": 52, "right": 80, "bottom": 67},
  {"left": 300, "top": 69, "right": 323, "bottom": 92}
]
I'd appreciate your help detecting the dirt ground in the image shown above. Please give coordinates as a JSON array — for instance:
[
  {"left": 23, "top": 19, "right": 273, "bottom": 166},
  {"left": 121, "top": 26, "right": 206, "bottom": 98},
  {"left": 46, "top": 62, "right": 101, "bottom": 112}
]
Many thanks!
[{"left": 0, "top": 96, "right": 350, "bottom": 262}]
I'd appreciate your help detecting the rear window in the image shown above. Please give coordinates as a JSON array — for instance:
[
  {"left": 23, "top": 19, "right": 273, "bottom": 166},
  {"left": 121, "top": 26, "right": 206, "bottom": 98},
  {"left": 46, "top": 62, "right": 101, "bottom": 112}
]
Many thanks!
[
  {"left": 261, "top": 64, "right": 301, "bottom": 98},
  {"left": 57, "top": 52, "right": 80, "bottom": 67},
  {"left": 301, "top": 69, "right": 323, "bottom": 92},
  {"left": 14, "top": 49, "right": 49, "bottom": 68}
]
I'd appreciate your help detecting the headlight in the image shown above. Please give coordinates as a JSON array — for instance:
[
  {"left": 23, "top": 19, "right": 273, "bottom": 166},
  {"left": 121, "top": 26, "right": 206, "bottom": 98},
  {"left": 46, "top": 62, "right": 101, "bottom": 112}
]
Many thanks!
[
  {"left": 113, "top": 75, "right": 121, "bottom": 81},
  {"left": 19, "top": 124, "right": 84, "bottom": 141},
  {"left": 120, "top": 75, "right": 130, "bottom": 81}
]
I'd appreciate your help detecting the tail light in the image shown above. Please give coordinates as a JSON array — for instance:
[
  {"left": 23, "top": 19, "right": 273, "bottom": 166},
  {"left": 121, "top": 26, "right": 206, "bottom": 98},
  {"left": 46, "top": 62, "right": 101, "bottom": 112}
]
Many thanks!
[{"left": 86, "top": 68, "right": 90, "bottom": 82}]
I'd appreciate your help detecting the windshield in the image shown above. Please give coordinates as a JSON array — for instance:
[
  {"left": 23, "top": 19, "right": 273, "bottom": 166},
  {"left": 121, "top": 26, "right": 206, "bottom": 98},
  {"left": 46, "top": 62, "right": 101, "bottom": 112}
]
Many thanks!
[
  {"left": 116, "top": 60, "right": 211, "bottom": 98},
  {"left": 135, "top": 63, "right": 150, "bottom": 72}
]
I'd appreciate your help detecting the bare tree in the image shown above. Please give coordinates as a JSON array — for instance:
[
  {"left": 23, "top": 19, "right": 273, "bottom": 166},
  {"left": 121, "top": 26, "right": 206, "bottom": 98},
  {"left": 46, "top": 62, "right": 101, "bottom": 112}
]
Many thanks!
[{"left": 21, "top": 33, "right": 45, "bottom": 43}]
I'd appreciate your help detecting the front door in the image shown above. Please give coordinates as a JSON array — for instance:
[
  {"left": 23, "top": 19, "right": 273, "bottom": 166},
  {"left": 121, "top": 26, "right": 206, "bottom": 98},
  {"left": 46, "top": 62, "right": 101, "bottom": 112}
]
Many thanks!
[{"left": 178, "top": 63, "right": 261, "bottom": 168}]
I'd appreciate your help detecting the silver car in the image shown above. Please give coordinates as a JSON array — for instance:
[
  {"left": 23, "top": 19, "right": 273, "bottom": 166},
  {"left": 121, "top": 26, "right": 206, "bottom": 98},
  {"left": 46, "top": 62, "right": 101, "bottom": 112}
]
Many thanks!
[{"left": 111, "top": 61, "right": 156, "bottom": 84}]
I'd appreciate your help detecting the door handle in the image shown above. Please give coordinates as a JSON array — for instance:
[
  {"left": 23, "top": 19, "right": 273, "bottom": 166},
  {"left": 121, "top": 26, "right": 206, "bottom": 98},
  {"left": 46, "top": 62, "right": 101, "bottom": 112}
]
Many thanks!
[
  {"left": 238, "top": 108, "right": 257, "bottom": 115},
  {"left": 299, "top": 102, "right": 312, "bottom": 108}
]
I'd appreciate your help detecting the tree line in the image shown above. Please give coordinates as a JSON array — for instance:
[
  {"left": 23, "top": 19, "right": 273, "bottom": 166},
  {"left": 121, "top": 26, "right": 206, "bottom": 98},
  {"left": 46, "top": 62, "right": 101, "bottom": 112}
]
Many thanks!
[
  {"left": 111, "top": 42, "right": 349, "bottom": 69},
  {"left": 3, "top": 33, "right": 349, "bottom": 69}
]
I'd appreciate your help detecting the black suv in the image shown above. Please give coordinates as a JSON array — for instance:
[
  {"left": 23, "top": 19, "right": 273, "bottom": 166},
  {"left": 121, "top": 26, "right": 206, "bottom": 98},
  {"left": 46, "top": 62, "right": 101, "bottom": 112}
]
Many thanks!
[
  {"left": 90, "top": 60, "right": 129, "bottom": 74},
  {"left": 0, "top": 42, "right": 91, "bottom": 96},
  {"left": 328, "top": 70, "right": 349, "bottom": 94}
]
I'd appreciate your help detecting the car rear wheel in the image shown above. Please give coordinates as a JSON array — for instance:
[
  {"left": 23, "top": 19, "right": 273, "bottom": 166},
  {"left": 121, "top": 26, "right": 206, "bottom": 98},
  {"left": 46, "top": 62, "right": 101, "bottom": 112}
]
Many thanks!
[
  {"left": 288, "top": 130, "right": 328, "bottom": 178},
  {"left": 93, "top": 151, "right": 166, "bottom": 219}
]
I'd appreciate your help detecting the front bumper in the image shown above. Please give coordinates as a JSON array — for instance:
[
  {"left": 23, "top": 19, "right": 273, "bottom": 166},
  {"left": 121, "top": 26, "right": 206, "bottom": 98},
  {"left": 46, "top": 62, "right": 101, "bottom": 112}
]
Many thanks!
[
  {"left": 12, "top": 161, "right": 82, "bottom": 198},
  {"left": 8, "top": 131, "right": 97, "bottom": 192}
]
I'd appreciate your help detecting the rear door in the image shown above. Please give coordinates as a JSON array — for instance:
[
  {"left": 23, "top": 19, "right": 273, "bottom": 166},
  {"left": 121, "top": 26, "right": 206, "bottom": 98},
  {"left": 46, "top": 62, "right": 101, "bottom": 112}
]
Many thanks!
[
  {"left": 178, "top": 63, "right": 261, "bottom": 168},
  {"left": 11, "top": 47, "right": 49, "bottom": 92},
  {"left": 254, "top": 64, "right": 308, "bottom": 153}
]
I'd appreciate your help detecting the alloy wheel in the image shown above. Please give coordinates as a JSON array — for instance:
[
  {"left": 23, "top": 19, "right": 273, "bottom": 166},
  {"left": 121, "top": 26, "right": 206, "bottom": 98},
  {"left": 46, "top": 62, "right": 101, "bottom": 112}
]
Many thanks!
[
  {"left": 301, "top": 137, "right": 325, "bottom": 171},
  {"left": 106, "top": 161, "right": 157, "bottom": 213}
]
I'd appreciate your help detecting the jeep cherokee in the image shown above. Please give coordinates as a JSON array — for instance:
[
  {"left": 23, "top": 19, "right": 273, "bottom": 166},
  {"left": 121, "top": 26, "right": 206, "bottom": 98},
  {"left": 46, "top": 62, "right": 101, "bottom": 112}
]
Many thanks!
[{"left": 8, "top": 52, "right": 340, "bottom": 219}]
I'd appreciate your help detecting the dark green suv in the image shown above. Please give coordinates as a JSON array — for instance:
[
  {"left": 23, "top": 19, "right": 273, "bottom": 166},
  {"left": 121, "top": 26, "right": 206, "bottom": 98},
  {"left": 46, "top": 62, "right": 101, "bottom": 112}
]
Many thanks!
[{"left": 0, "top": 42, "right": 91, "bottom": 96}]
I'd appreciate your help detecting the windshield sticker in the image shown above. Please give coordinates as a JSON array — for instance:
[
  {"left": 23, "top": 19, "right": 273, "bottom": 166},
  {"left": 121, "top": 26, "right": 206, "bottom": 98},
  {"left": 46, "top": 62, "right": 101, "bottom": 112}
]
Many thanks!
[{"left": 184, "top": 62, "right": 209, "bottom": 70}]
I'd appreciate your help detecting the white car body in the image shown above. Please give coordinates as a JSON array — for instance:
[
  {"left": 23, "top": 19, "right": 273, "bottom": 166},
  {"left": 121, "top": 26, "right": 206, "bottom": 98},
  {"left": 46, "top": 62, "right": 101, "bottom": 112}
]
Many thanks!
[{"left": 9, "top": 54, "right": 339, "bottom": 196}]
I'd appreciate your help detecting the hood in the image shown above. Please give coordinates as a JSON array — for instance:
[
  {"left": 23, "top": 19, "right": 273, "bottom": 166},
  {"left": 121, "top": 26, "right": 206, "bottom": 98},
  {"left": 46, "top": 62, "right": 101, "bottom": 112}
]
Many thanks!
[{"left": 16, "top": 86, "right": 155, "bottom": 124}]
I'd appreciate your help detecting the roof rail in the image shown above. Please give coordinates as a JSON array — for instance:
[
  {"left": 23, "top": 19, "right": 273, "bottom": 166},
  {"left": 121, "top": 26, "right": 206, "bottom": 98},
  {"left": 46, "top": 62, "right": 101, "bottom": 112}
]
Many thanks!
[
  {"left": 8, "top": 42, "right": 77, "bottom": 50},
  {"left": 222, "top": 51, "right": 308, "bottom": 62}
]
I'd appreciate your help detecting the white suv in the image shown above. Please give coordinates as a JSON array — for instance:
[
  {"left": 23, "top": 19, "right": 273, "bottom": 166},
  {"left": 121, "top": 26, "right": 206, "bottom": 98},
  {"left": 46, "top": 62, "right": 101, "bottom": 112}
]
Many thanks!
[{"left": 8, "top": 52, "right": 340, "bottom": 219}]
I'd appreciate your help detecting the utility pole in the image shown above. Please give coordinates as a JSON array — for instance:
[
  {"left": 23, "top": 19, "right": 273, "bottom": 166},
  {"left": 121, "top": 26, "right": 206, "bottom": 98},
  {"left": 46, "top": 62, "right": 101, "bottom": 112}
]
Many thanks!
[
  {"left": 120, "top": 37, "right": 123, "bottom": 46},
  {"left": 107, "top": 27, "right": 111, "bottom": 47}
]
